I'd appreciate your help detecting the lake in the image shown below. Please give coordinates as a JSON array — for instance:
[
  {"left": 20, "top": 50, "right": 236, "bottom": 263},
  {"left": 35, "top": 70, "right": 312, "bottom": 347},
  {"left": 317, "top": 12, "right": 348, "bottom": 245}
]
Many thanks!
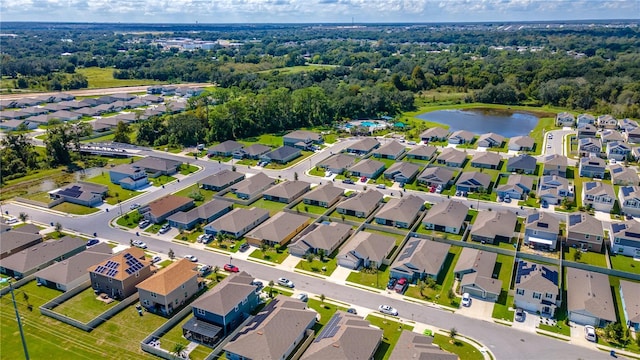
[{"left": 416, "top": 108, "right": 539, "bottom": 138}]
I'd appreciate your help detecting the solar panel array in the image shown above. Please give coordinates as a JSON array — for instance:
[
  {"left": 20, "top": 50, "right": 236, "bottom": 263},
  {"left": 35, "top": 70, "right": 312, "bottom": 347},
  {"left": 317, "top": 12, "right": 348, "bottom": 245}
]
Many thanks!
[
  {"left": 315, "top": 313, "right": 342, "bottom": 342},
  {"left": 124, "top": 253, "right": 145, "bottom": 275},
  {"left": 527, "top": 213, "right": 540, "bottom": 223},
  {"left": 538, "top": 222, "right": 549, "bottom": 228},
  {"left": 57, "top": 185, "right": 83, "bottom": 198},
  {"left": 94, "top": 265, "right": 107, "bottom": 274},
  {"left": 584, "top": 182, "right": 597, "bottom": 191},
  {"left": 541, "top": 267, "right": 559, "bottom": 286},
  {"left": 568, "top": 214, "right": 582, "bottom": 226},
  {"left": 611, "top": 223, "right": 627, "bottom": 234}
]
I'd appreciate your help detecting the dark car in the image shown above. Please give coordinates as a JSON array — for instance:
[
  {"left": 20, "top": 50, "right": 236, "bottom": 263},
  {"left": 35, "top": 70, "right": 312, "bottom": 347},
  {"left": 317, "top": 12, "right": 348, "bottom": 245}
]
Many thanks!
[
  {"left": 86, "top": 239, "right": 100, "bottom": 247},
  {"left": 239, "top": 243, "right": 250, "bottom": 252},
  {"left": 342, "top": 179, "right": 354, "bottom": 184},
  {"left": 387, "top": 278, "right": 397, "bottom": 290},
  {"left": 347, "top": 308, "right": 357, "bottom": 315}
]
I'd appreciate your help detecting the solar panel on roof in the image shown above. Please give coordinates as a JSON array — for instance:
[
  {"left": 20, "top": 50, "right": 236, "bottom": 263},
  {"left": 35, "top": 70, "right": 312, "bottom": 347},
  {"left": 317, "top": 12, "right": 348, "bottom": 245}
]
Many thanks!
[
  {"left": 539, "top": 223, "right": 548, "bottom": 228},
  {"left": 316, "top": 313, "right": 342, "bottom": 342},
  {"left": 124, "top": 253, "right": 134, "bottom": 260},
  {"left": 569, "top": 214, "right": 582, "bottom": 226},
  {"left": 125, "top": 268, "right": 134, "bottom": 275},
  {"left": 527, "top": 213, "right": 540, "bottom": 223},
  {"left": 626, "top": 231, "right": 640, "bottom": 239},
  {"left": 611, "top": 223, "right": 627, "bottom": 233}
]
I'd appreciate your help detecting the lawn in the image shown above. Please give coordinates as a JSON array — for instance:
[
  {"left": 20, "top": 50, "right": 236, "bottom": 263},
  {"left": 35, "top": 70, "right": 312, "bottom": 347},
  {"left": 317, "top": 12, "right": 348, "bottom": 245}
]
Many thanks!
[
  {"left": 81, "top": 132, "right": 115, "bottom": 143},
  {"left": 51, "top": 202, "right": 100, "bottom": 215},
  {"left": 294, "top": 203, "right": 330, "bottom": 215},
  {"left": 246, "top": 198, "right": 287, "bottom": 215},
  {"left": 206, "top": 237, "right": 247, "bottom": 253},
  {"left": 307, "top": 298, "right": 344, "bottom": 334},
  {"left": 158, "top": 314, "right": 213, "bottom": 360},
  {"left": 609, "top": 255, "right": 640, "bottom": 274},
  {"left": 86, "top": 172, "right": 142, "bottom": 205},
  {"left": 433, "top": 333, "right": 484, "bottom": 360},
  {"left": 415, "top": 226, "right": 464, "bottom": 241},
  {"left": 239, "top": 134, "right": 283, "bottom": 147},
  {"left": 564, "top": 247, "right": 608, "bottom": 268},
  {"left": 328, "top": 210, "right": 367, "bottom": 223},
  {"left": 76, "top": 67, "right": 164, "bottom": 88},
  {"left": 24, "top": 191, "right": 54, "bottom": 204},
  {"left": 173, "top": 184, "right": 216, "bottom": 206},
  {"left": 346, "top": 264, "right": 391, "bottom": 290},
  {"left": 295, "top": 256, "right": 338, "bottom": 276},
  {"left": 308, "top": 167, "right": 326, "bottom": 177},
  {"left": 249, "top": 247, "right": 290, "bottom": 264},
  {"left": 150, "top": 175, "right": 176, "bottom": 187},
  {"left": 365, "top": 315, "right": 414, "bottom": 360},
  {"left": 404, "top": 246, "right": 462, "bottom": 307},
  {"left": 53, "top": 287, "right": 120, "bottom": 323},
  {"left": 179, "top": 164, "right": 199, "bottom": 175},
  {"left": 264, "top": 150, "right": 314, "bottom": 170},
  {"left": 492, "top": 293, "right": 515, "bottom": 321},
  {"left": 116, "top": 211, "right": 143, "bottom": 228},
  {"left": 174, "top": 228, "right": 205, "bottom": 243},
  {"left": 518, "top": 196, "right": 541, "bottom": 208}
]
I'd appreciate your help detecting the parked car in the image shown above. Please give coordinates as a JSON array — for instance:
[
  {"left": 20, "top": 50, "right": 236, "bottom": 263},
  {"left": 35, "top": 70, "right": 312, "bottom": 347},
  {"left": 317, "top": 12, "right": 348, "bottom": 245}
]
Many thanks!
[
  {"left": 376, "top": 184, "right": 386, "bottom": 189},
  {"left": 184, "top": 255, "right": 198, "bottom": 262},
  {"left": 504, "top": 196, "right": 511, "bottom": 203},
  {"left": 387, "top": 278, "right": 397, "bottom": 290},
  {"left": 132, "top": 240, "right": 147, "bottom": 249},
  {"left": 360, "top": 176, "right": 367, "bottom": 182},
  {"left": 158, "top": 223, "right": 171, "bottom": 234},
  {"left": 461, "top": 292, "right": 472, "bottom": 307},
  {"left": 347, "top": 308, "right": 357, "bottom": 315},
  {"left": 378, "top": 304, "right": 398, "bottom": 316},
  {"left": 277, "top": 277, "right": 294, "bottom": 288},
  {"left": 515, "top": 308, "right": 525, "bottom": 322},
  {"left": 251, "top": 280, "right": 264, "bottom": 289},
  {"left": 239, "top": 243, "right": 250, "bottom": 252},
  {"left": 86, "top": 239, "right": 100, "bottom": 247},
  {"left": 342, "top": 179, "right": 354, "bottom": 184},
  {"left": 151, "top": 256, "right": 162, "bottom": 264},
  {"left": 394, "top": 278, "right": 408, "bottom": 293},
  {"left": 224, "top": 263, "right": 239, "bottom": 273},
  {"left": 585, "top": 325, "right": 597, "bottom": 342},
  {"left": 197, "top": 234, "right": 207, "bottom": 243},
  {"left": 455, "top": 191, "right": 461, "bottom": 196},
  {"left": 295, "top": 293, "right": 308, "bottom": 302},
  {"left": 197, "top": 264, "right": 212, "bottom": 275},
  {"left": 130, "top": 203, "right": 141, "bottom": 210},
  {"left": 5, "top": 216, "right": 18, "bottom": 224},
  {"left": 408, "top": 141, "right": 417, "bottom": 145},
  {"left": 138, "top": 219, "right": 151, "bottom": 229}
]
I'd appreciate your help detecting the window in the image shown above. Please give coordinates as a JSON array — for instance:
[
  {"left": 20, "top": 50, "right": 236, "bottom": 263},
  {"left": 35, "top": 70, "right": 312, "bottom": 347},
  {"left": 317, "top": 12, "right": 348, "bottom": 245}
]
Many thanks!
[
  {"left": 615, "top": 238, "right": 620, "bottom": 244},
  {"left": 185, "top": 292, "right": 188, "bottom": 298},
  {"left": 234, "top": 305, "right": 239, "bottom": 312},
  {"left": 242, "top": 297, "right": 247, "bottom": 305},
  {"left": 545, "top": 293, "right": 554, "bottom": 299},
  {"left": 196, "top": 308, "right": 205, "bottom": 316},
  {"left": 516, "top": 289, "right": 524, "bottom": 296},
  {"left": 151, "top": 292, "right": 157, "bottom": 298},
  {"left": 533, "top": 292, "right": 541, "bottom": 299},
  {"left": 585, "top": 234, "right": 590, "bottom": 239},
  {"left": 175, "top": 299, "right": 179, "bottom": 305}
]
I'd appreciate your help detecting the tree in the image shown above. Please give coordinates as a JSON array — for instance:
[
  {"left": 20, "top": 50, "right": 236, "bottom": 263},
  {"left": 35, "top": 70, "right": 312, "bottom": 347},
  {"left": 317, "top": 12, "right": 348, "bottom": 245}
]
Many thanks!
[
  {"left": 305, "top": 252, "right": 315, "bottom": 263},
  {"left": 319, "top": 294, "right": 326, "bottom": 307},
  {"left": 449, "top": 328, "right": 458, "bottom": 341},
  {"left": 573, "top": 250, "right": 582, "bottom": 262},
  {"left": 113, "top": 121, "right": 131, "bottom": 144},
  {"left": 418, "top": 280, "right": 427, "bottom": 297},
  {"left": 212, "top": 265, "right": 220, "bottom": 282},
  {"left": 171, "top": 343, "right": 186, "bottom": 360},
  {"left": 260, "top": 242, "right": 269, "bottom": 257},
  {"left": 274, "top": 244, "right": 281, "bottom": 254},
  {"left": 268, "top": 280, "right": 275, "bottom": 297},
  {"left": 317, "top": 249, "right": 326, "bottom": 262},
  {"left": 294, "top": 172, "right": 298, "bottom": 181},
  {"left": 54, "top": 222, "right": 63, "bottom": 234},
  {"left": 18, "top": 212, "right": 28, "bottom": 223},
  {"left": 426, "top": 277, "right": 437, "bottom": 289},
  {"left": 168, "top": 248, "right": 175, "bottom": 259}
]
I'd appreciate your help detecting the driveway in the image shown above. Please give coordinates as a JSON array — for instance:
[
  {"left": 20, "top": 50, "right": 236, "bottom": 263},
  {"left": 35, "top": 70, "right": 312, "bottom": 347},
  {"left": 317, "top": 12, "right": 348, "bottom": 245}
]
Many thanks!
[
  {"left": 570, "top": 323, "right": 595, "bottom": 348},
  {"left": 456, "top": 298, "right": 495, "bottom": 321},
  {"left": 512, "top": 310, "right": 540, "bottom": 333}
]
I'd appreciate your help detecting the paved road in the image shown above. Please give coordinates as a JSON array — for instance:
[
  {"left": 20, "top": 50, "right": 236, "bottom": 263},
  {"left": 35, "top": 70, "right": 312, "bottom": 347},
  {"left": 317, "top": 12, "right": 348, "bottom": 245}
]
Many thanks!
[{"left": 0, "top": 83, "right": 213, "bottom": 100}]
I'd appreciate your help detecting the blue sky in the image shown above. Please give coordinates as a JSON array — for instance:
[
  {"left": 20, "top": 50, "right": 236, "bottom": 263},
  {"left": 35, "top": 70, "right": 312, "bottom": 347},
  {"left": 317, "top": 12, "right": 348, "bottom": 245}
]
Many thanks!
[{"left": 1, "top": 0, "right": 638, "bottom": 23}]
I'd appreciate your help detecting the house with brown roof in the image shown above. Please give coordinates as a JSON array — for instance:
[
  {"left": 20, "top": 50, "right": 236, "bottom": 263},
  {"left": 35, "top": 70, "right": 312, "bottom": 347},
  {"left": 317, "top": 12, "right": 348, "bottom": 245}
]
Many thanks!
[
  {"left": 390, "top": 238, "right": 450, "bottom": 282},
  {"left": 205, "top": 207, "right": 270, "bottom": 239},
  {"left": 200, "top": 169, "right": 245, "bottom": 191},
  {"left": 289, "top": 221, "right": 352, "bottom": 257},
  {"left": 470, "top": 210, "right": 517, "bottom": 245},
  {"left": 422, "top": 200, "right": 468, "bottom": 234},
  {"left": 406, "top": 145, "right": 437, "bottom": 160},
  {"left": 514, "top": 260, "right": 560, "bottom": 317},
  {"left": 567, "top": 268, "right": 616, "bottom": 327},
  {"left": 337, "top": 231, "right": 395, "bottom": 270},
  {"left": 348, "top": 158, "right": 385, "bottom": 179},
  {"left": 373, "top": 140, "right": 406, "bottom": 159},
  {"left": 383, "top": 161, "right": 420, "bottom": 185},
  {"left": 389, "top": 330, "right": 458, "bottom": 360},
  {"left": 508, "top": 136, "right": 535, "bottom": 152},
  {"left": 245, "top": 212, "right": 311, "bottom": 247},
  {"left": 223, "top": 295, "right": 316, "bottom": 360},
  {"left": 167, "top": 199, "right": 234, "bottom": 231},
  {"left": 420, "top": 127, "right": 449, "bottom": 142},
  {"left": 470, "top": 151, "right": 501, "bottom": 169},
  {"left": 0, "top": 236, "right": 86, "bottom": 279},
  {"left": 435, "top": 147, "right": 466, "bottom": 167},
  {"left": 567, "top": 214, "right": 604, "bottom": 252},
  {"left": 477, "top": 132, "right": 505, "bottom": 148},
  {"left": 336, "top": 189, "right": 383, "bottom": 218},
  {"left": 0, "top": 224, "right": 42, "bottom": 260},
  {"left": 133, "top": 156, "right": 182, "bottom": 177},
  {"left": 302, "top": 183, "right": 344, "bottom": 208},
  {"left": 136, "top": 258, "right": 200, "bottom": 316},
  {"left": 619, "top": 280, "right": 640, "bottom": 331},
  {"left": 454, "top": 248, "right": 502, "bottom": 302},
  {"left": 229, "top": 172, "right": 274, "bottom": 200},
  {"left": 35, "top": 243, "right": 112, "bottom": 292},
  {"left": 140, "top": 195, "right": 194, "bottom": 223},
  {"left": 417, "top": 167, "right": 455, "bottom": 188},
  {"left": 345, "top": 138, "right": 380, "bottom": 155},
  {"left": 317, "top": 154, "right": 357, "bottom": 174},
  {"left": 88, "top": 247, "right": 154, "bottom": 299},
  {"left": 262, "top": 180, "right": 310, "bottom": 203},
  {"left": 374, "top": 195, "right": 423, "bottom": 229}
]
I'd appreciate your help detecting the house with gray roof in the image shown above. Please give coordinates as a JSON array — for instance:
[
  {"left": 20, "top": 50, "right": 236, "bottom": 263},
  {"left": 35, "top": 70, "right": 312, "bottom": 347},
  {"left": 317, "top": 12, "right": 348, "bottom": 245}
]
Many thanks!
[
  {"left": 167, "top": 199, "right": 234, "bottom": 230},
  {"left": 208, "top": 140, "right": 244, "bottom": 157},
  {"left": 204, "top": 207, "right": 270, "bottom": 239},
  {"left": 263, "top": 180, "right": 310, "bottom": 203},
  {"left": 0, "top": 224, "right": 42, "bottom": 260},
  {"left": 618, "top": 186, "right": 640, "bottom": 217},
  {"left": 477, "top": 132, "right": 505, "bottom": 148},
  {"left": 609, "top": 164, "right": 639, "bottom": 186},
  {"left": 336, "top": 189, "right": 383, "bottom": 218},
  {"left": 390, "top": 238, "right": 450, "bottom": 282},
  {"left": 383, "top": 161, "right": 420, "bottom": 184},
  {"left": 109, "top": 164, "right": 149, "bottom": 190},
  {"left": 508, "top": 135, "right": 535, "bottom": 152},
  {"left": 579, "top": 156, "right": 606, "bottom": 178},
  {"left": 317, "top": 154, "right": 357, "bottom": 174},
  {"left": 621, "top": 118, "right": 640, "bottom": 131},
  {"left": 0, "top": 236, "right": 86, "bottom": 279},
  {"left": 598, "top": 114, "right": 617, "bottom": 129},
  {"left": 417, "top": 167, "right": 454, "bottom": 188},
  {"left": 133, "top": 156, "right": 182, "bottom": 177},
  {"left": 626, "top": 127, "right": 640, "bottom": 143},
  {"left": 495, "top": 174, "right": 534, "bottom": 200},
  {"left": 200, "top": 170, "right": 245, "bottom": 191},
  {"left": 538, "top": 175, "right": 574, "bottom": 206},
  {"left": 50, "top": 182, "right": 108, "bottom": 207},
  {"left": 582, "top": 181, "right": 615, "bottom": 212},
  {"left": 470, "top": 210, "right": 517, "bottom": 245},
  {"left": 230, "top": 172, "right": 274, "bottom": 200},
  {"left": 140, "top": 195, "right": 194, "bottom": 224},
  {"left": 610, "top": 220, "right": 640, "bottom": 258},
  {"left": 234, "top": 143, "right": 271, "bottom": 159},
  {"left": 435, "top": 147, "right": 467, "bottom": 167},
  {"left": 345, "top": 138, "right": 380, "bottom": 155},
  {"left": 47, "top": 110, "right": 81, "bottom": 122},
  {"left": 606, "top": 141, "right": 632, "bottom": 161},
  {"left": 261, "top": 145, "right": 301, "bottom": 164},
  {"left": 223, "top": 295, "right": 316, "bottom": 360},
  {"left": 389, "top": 330, "right": 457, "bottom": 360},
  {"left": 0, "top": 119, "right": 38, "bottom": 131},
  {"left": 422, "top": 200, "right": 468, "bottom": 235},
  {"left": 283, "top": 130, "right": 322, "bottom": 149},
  {"left": 348, "top": 158, "right": 385, "bottom": 179},
  {"left": 455, "top": 171, "right": 491, "bottom": 193},
  {"left": 619, "top": 280, "right": 640, "bottom": 331},
  {"left": 373, "top": 140, "right": 406, "bottom": 159},
  {"left": 454, "top": 248, "right": 502, "bottom": 302},
  {"left": 524, "top": 212, "right": 560, "bottom": 250},
  {"left": 470, "top": 151, "right": 501, "bottom": 169},
  {"left": 578, "top": 124, "right": 598, "bottom": 139},
  {"left": 601, "top": 129, "right": 625, "bottom": 143},
  {"left": 578, "top": 137, "right": 602, "bottom": 156},
  {"left": 300, "top": 311, "right": 382, "bottom": 360},
  {"left": 405, "top": 145, "right": 437, "bottom": 160},
  {"left": 35, "top": 243, "right": 112, "bottom": 292},
  {"left": 514, "top": 260, "right": 560, "bottom": 316},
  {"left": 302, "top": 183, "right": 344, "bottom": 208},
  {"left": 448, "top": 130, "right": 475, "bottom": 145},
  {"left": 567, "top": 267, "right": 616, "bottom": 327},
  {"left": 567, "top": 213, "right": 604, "bottom": 252},
  {"left": 420, "top": 127, "right": 449, "bottom": 142},
  {"left": 577, "top": 113, "right": 596, "bottom": 126},
  {"left": 556, "top": 112, "right": 575, "bottom": 127},
  {"left": 374, "top": 195, "right": 424, "bottom": 229},
  {"left": 633, "top": 147, "right": 640, "bottom": 161},
  {"left": 506, "top": 154, "right": 537, "bottom": 174},
  {"left": 541, "top": 154, "right": 568, "bottom": 177},
  {"left": 337, "top": 231, "right": 395, "bottom": 270},
  {"left": 288, "top": 222, "right": 352, "bottom": 257},
  {"left": 245, "top": 212, "right": 311, "bottom": 247}
]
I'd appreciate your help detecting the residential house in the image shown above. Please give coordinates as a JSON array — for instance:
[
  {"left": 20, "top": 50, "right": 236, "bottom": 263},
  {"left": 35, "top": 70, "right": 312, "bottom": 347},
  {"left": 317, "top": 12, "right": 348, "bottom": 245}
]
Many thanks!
[
  {"left": 109, "top": 164, "right": 149, "bottom": 190},
  {"left": 389, "top": 330, "right": 458, "bottom": 360},
  {"left": 0, "top": 224, "right": 42, "bottom": 260},
  {"left": 454, "top": 248, "right": 502, "bottom": 301},
  {"left": 300, "top": 311, "right": 382, "bottom": 360},
  {"left": 601, "top": 129, "right": 625, "bottom": 144},
  {"left": 506, "top": 154, "right": 537, "bottom": 174},
  {"left": 619, "top": 280, "right": 640, "bottom": 331},
  {"left": 448, "top": 130, "right": 475, "bottom": 145},
  {"left": 422, "top": 200, "right": 468, "bottom": 235},
  {"left": 262, "top": 180, "right": 310, "bottom": 203},
  {"left": 578, "top": 137, "right": 602, "bottom": 156},
  {"left": 541, "top": 154, "right": 568, "bottom": 177},
  {"left": 567, "top": 214, "right": 605, "bottom": 252},
  {"left": 597, "top": 114, "right": 618, "bottom": 129},
  {"left": 417, "top": 167, "right": 455, "bottom": 188},
  {"left": 229, "top": 172, "right": 274, "bottom": 200},
  {"left": 317, "top": 154, "right": 357, "bottom": 174},
  {"left": 87, "top": 247, "right": 154, "bottom": 299},
  {"left": 0, "top": 119, "right": 38, "bottom": 131},
  {"left": 283, "top": 130, "right": 322, "bottom": 149},
  {"left": 233, "top": 144, "right": 271, "bottom": 160},
  {"left": 337, "top": 231, "right": 395, "bottom": 270},
  {"left": 455, "top": 171, "right": 492, "bottom": 193},
  {"left": 261, "top": 145, "right": 301, "bottom": 164},
  {"left": 556, "top": 112, "right": 575, "bottom": 127},
  {"left": 625, "top": 127, "right": 640, "bottom": 144},
  {"left": 389, "top": 238, "right": 450, "bottom": 283},
  {"left": 577, "top": 113, "right": 596, "bottom": 126},
  {"left": 470, "top": 210, "right": 517, "bottom": 245},
  {"left": 185, "top": 271, "right": 261, "bottom": 346},
  {"left": 495, "top": 175, "right": 534, "bottom": 200},
  {"left": 207, "top": 140, "right": 244, "bottom": 157},
  {"left": 245, "top": 212, "right": 310, "bottom": 247},
  {"left": 610, "top": 164, "right": 639, "bottom": 186},
  {"left": 204, "top": 207, "right": 270, "bottom": 239},
  {"left": 524, "top": 212, "right": 560, "bottom": 250},
  {"left": 633, "top": 147, "right": 640, "bottom": 162},
  {"left": 139, "top": 195, "right": 194, "bottom": 223},
  {"left": 383, "top": 162, "right": 420, "bottom": 184},
  {"left": 374, "top": 195, "right": 424, "bottom": 229},
  {"left": 167, "top": 199, "right": 234, "bottom": 230},
  {"left": 470, "top": 151, "right": 501, "bottom": 169},
  {"left": 288, "top": 222, "right": 352, "bottom": 257},
  {"left": 420, "top": 127, "right": 449, "bottom": 143},
  {"left": 223, "top": 295, "right": 316, "bottom": 360},
  {"left": 136, "top": 258, "right": 199, "bottom": 316},
  {"left": 436, "top": 147, "right": 467, "bottom": 167},
  {"left": 606, "top": 141, "right": 632, "bottom": 161},
  {"left": 477, "top": 132, "right": 505, "bottom": 148},
  {"left": 348, "top": 158, "right": 385, "bottom": 179},
  {"left": 47, "top": 110, "right": 81, "bottom": 122},
  {"left": 577, "top": 124, "right": 598, "bottom": 139},
  {"left": 508, "top": 135, "right": 535, "bottom": 152},
  {"left": 582, "top": 181, "right": 615, "bottom": 212},
  {"left": 35, "top": 243, "right": 112, "bottom": 292},
  {"left": 345, "top": 138, "right": 380, "bottom": 155},
  {"left": 619, "top": 118, "right": 639, "bottom": 132},
  {"left": 566, "top": 268, "right": 616, "bottom": 327},
  {"left": 373, "top": 140, "right": 406, "bottom": 159},
  {"left": 336, "top": 189, "right": 383, "bottom": 218},
  {"left": 514, "top": 260, "right": 560, "bottom": 317},
  {"left": 405, "top": 145, "right": 437, "bottom": 160},
  {"left": 302, "top": 183, "right": 344, "bottom": 208},
  {"left": 610, "top": 221, "right": 640, "bottom": 258},
  {"left": 133, "top": 156, "right": 182, "bottom": 177},
  {"left": 579, "top": 156, "right": 606, "bottom": 178},
  {"left": 618, "top": 186, "right": 640, "bottom": 217},
  {"left": 200, "top": 170, "right": 245, "bottom": 191},
  {"left": 50, "top": 182, "right": 108, "bottom": 207}
]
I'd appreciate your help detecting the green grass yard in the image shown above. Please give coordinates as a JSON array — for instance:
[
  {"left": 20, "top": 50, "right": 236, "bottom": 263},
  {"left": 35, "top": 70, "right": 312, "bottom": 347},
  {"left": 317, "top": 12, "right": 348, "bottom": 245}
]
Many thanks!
[
  {"left": 295, "top": 256, "right": 338, "bottom": 276},
  {"left": 609, "top": 254, "right": 640, "bottom": 274},
  {"left": 404, "top": 246, "right": 462, "bottom": 307},
  {"left": 158, "top": 314, "right": 212, "bottom": 360},
  {"left": 564, "top": 247, "right": 608, "bottom": 268},
  {"left": 328, "top": 210, "right": 367, "bottom": 223},
  {"left": 346, "top": 264, "right": 391, "bottom": 290},
  {"left": 249, "top": 247, "right": 290, "bottom": 264},
  {"left": 150, "top": 175, "right": 177, "bottom": 187},
  {"left": 173, "top": 184, "right": 216, "bottom": 206},
  {"left": 86, "top": 172, "right": 142, "bottom": 205},
  {"left": 51, "top": 202, "right": 100, "bottom": 215},
  {"left": 294, "top": 203, "right": 330, "bottom": 215},
  {"left": 365, "top": 315, "right": 414, "bottom": 360},
  {"left": 76, "top": 67, "right": 165, "bottom": 88},
  {"left": 433, "top": 334, "right": 484, "bottom": 360},
  {"left": 415, "top": 226, "right": 464, "bottom": 241},
  {"left": 53, "top": 287, "right": 120, "bottom": 323}
]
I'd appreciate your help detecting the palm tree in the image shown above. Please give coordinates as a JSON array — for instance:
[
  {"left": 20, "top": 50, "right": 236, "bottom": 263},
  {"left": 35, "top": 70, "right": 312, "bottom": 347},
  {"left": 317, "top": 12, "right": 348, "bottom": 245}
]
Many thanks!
[
  {"left": 168, "top": 248, "right": 175, "bottom": 259},
  {"left": 319, "top": 294, "right": 326, "bottom": 307},
  {"left": 260, "top": 242, "right": 269, "bottom": 258},
  {"left": 54, "top": 222, "right": 63, "bottom": 235},
  {"left": 18, "top": 212, "right": 28, "bottom": 223},
  {"left": 449, "top": 328, "right": 458, "bottom": 341},
  {"left": 212, "top": 265, "right": 220, "bottom": 282},
  {"left": 418, "top": 280, "right": 427, "bottom": 297},
  {"left": 268, "top": 280, "right": 275, "bottom": 297},
  {"left": 171, "top": 343, "right": 186, "bottom": 359}
]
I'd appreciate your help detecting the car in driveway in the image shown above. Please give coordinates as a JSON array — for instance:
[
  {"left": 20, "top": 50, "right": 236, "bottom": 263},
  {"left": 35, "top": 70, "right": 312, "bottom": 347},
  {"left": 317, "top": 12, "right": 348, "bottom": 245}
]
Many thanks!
[
  {"left": 138, "top": 219, "right": 151, "bottom": 229},
  {"left": 515, "top": 308, "right": 525, "bottom": 322},
  {"left": 86, "top": 239, "right": 100, "bottom": 247},
  {"left": 585, "top": 325, "right": 597, "bottom": 342},
  {"left": 378, "top": 304, "right": 398, "bottom": 316},
  {"left": 151, "top": 255, "right": 162, "bottom": 263},
  {"left": 184, "top": 255, "right": 198, "bottom": 262},
  {"left": 5, "top": 216, "right": 18, "bottom": 224},
  {"left": 224, "top": 263, "right": 239, "bottom": 273},
  {"left": 294, "top": 293, "right": 308, "bottom": 302},
  {"left": 197, "top": 264, "right": 212, "bottom": 275},
  {"left": 461, "top": 292, "right": 472, "bottom": 307},
  {"left": 277, "top": 277, "right": 294, "bottom": 288},
  {"left": 251, "top": 280, "right": 263, "bottom": 289},
  {"left": 347, "top": 308, "right": 357, "bottom": 315},
  {"left": 342, "top": 179, "right": 354, "bottom": 184},
  {"left": 387, "top": 278, "right": 397, "bottom": 290},
  {"left": 394, "top": 278, "right": 408, "bottom": 293},
  {"left": 360, "top": 176, "right": 367, "bottom": 182},
  {"left": 376, "top": 184, "right": 386, "bottom": 189},
  {"left": 132, "top": 240, "right": 147, "bottom": 249},
  {"left": 158, "top": 224, "right": 171, "bottom": 234},
  {"left": 239, "top": 243, "right": 250, "bottom": 252}
]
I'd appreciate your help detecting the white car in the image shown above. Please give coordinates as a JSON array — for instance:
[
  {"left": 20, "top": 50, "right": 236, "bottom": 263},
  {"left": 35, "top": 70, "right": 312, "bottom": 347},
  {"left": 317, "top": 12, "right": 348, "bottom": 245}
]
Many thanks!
[
  {"left": 277, "top": 277, "right": 294, "bottom": 288},
  {"left": 158, "top": 224, "right": 171, "bottom": 234},
  {"left": 584, "top": 325, "right": 597, "bottom": 342},
  {"left": 5, "top": 216, "right": 18, "bottom": 224},
  {"left": 151, "top": 256, "right": 161, "bottom": 263},
  {"left": 132, "top": 240, "right": 147, "bottom": 249},
  {"left": 184, "top": 255, "right": 198, "bottom": 262},
  {"left": 295, "top": 293, "right": 308, "bottom": 302},
  {"left": 461, "top": 292, "right": 472, "bottom": 307},
  {"left": 378, "top": 304, "right": 398, "bottom": 316}
]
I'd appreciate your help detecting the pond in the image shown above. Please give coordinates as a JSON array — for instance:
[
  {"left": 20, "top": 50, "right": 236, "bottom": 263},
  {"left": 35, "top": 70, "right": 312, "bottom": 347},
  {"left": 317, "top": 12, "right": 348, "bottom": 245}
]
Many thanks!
[{"left": 416, "top": 108, "right": 539, "bottom": 138}]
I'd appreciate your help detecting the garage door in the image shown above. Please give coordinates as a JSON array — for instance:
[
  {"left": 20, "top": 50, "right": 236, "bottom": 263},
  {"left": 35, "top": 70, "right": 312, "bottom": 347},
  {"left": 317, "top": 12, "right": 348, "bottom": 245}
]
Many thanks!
[
  {"left": 462, "top": 286, "right": 485, "bottom": 299},
  {"left": 569, "top": 311, "right": 597, "bottom": 326}
]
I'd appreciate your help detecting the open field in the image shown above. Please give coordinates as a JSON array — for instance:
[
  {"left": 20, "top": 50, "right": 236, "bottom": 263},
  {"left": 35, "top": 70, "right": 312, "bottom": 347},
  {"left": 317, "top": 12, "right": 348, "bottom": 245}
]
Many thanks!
[{"left": 76, "top": 67, "right": 164, "bottom": 88}]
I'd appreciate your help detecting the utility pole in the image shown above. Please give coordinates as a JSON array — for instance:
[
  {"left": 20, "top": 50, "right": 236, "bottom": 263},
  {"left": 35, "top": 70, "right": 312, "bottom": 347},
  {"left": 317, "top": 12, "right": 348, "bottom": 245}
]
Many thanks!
[{"left": 9, "top": 282, "right": 30, "bottom": 360}]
